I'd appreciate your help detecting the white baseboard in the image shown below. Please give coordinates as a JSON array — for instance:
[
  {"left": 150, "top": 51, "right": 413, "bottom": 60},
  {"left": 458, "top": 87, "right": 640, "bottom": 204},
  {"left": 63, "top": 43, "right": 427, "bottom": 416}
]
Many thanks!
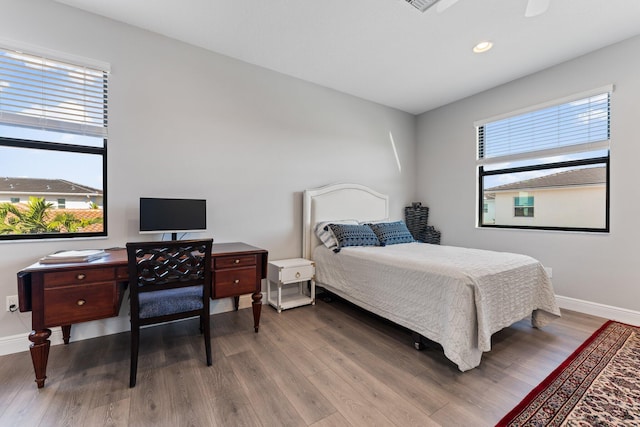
[
  {"left": 0, "top": 323, "right": 86, "bottom": 356},
  {"left": 0, "top": 293, "right": 259, "bottom": 356},
  {"left": 555, "top": 295, "right": 640, "bottom": 325}
]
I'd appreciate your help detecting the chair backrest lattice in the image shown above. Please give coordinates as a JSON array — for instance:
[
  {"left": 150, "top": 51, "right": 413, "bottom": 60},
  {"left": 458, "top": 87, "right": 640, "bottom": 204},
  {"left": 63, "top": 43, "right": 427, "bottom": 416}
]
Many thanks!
[{"left": 127, "top": 240, "right": 213, "bottom": 295}]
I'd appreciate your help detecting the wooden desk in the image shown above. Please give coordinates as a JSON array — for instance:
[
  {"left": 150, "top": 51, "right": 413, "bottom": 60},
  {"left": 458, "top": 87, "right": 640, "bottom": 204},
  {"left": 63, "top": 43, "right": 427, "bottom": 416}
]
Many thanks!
[{"left": 17, "top": 242, "right": 267, "bottom": 388}]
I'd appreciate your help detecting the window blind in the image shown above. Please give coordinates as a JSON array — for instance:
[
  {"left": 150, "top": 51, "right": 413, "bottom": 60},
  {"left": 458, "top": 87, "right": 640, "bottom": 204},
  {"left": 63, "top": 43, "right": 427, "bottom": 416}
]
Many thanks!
[
  {"left": 0, "top": 47, "right": 108, "bottom": 138},
  {"left": 478, "top": 90, "right": 610, "bottom": 162}
]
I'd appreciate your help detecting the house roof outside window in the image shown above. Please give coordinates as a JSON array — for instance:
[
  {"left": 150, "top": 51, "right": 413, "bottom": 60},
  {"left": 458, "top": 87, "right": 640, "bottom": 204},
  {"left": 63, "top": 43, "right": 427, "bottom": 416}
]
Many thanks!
[
  {"left": 486, "top": 166, "right": 606, "bottom": 192},
  {"left": 0, "top": 177, "right": 102, "bottom": 196}
]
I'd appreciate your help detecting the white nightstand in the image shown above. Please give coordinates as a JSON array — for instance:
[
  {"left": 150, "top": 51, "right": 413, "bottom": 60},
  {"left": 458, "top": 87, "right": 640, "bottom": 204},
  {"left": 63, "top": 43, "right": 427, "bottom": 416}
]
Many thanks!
[{"left": 267, "top": 258, "right": 315, "bottom": 313}]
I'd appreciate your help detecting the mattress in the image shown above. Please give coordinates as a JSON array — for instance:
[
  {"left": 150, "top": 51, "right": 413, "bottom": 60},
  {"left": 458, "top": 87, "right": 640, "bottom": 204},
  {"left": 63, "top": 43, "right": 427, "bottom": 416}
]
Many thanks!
[{"left": 313, "top": 242, "right": 561, "bottom": 371}]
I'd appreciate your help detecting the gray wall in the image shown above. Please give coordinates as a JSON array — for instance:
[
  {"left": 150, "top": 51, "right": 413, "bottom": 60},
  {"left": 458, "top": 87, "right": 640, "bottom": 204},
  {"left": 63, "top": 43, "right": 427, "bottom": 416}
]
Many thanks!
[
  {"left": 0, "top": 0, "right": 416, "bottom": 342},
  {"left": 416, "top": 35, "right": 640, "bottom": 313}
]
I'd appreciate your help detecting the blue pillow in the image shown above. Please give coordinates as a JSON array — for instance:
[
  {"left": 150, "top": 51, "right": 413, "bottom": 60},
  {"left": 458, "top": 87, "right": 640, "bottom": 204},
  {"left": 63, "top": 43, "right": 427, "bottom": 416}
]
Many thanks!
[
  {"left": 368, "top": 221, "right": 415, "bottom": 245},
  {"left": 327, "top": 224, "right": 381, "bottom": 252},
  {"left": 315, "top": 220, "right": 358, "bottom": 250}
]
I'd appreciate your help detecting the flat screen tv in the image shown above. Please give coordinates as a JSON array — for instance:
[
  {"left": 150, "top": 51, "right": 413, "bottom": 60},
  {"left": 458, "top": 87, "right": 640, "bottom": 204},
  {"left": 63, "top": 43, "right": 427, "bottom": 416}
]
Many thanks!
[{"left": 139, "top": 197, "right": 207, "bottom": 239}]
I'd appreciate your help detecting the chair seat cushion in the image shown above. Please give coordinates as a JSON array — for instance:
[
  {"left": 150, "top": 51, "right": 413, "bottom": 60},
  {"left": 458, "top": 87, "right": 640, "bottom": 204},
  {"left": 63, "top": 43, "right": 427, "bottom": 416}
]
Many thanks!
[{"left": 138, "top": 285, "right": 204, "bottom": 319}]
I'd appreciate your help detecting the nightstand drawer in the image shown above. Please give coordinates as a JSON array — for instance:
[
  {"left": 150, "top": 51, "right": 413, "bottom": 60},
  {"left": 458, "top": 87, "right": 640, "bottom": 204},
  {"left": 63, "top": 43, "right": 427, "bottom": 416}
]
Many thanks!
[
  {"left": 214, "top": 254, "right": 257, "bottom": 270},
  {"left": 279, "top": 264, "right": 315, "bottom": 283},
  {"left": 214, "top": 267, "right": 257, "bottom": 298},
  {"left": 266, "top": 258, "right": 315, "bottom": 312},
  {"left": 44, "top": 268, "right": 115, "bottom": 288},
  {"left": 43, "top": 282, "right": 119, "bottom": 326},
  {"left": 267, "top": 258, "right": 315, "bottom": 284}
]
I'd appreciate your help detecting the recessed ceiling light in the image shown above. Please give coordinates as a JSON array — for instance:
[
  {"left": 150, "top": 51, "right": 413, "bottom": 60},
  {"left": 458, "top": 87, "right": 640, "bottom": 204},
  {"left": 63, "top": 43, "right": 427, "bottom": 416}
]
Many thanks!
[{"left": 473, "top": 41, "right": 493, "bottom": 53}]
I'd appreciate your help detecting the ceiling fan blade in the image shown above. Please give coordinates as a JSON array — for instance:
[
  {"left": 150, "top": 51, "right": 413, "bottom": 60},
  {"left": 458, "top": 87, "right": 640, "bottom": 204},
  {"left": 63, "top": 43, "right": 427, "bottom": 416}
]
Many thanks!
[
  {"left": 525, "top": 0, "right": 550, "bottom": 17},
  {"left": 436, "top": 0, "right": 460, "bottom": 13}
]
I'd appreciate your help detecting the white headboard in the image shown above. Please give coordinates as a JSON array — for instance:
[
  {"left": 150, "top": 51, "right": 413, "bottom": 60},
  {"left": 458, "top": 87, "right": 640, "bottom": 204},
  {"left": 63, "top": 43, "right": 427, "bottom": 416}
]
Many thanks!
[{"left": 302, "top": 183, "right": 389, "bottom": 259}]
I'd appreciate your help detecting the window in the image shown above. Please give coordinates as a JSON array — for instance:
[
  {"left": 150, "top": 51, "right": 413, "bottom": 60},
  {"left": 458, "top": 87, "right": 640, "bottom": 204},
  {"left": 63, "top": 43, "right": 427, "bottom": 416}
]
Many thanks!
[
  {"left": 477, "top": 86, "right": 610, "bottom": 232},
  {"left": 0, "top": 44, "right": 108, "bottom": 240},
  {"left": 514, "top": 195, "right": 534, "bottom": 217}
]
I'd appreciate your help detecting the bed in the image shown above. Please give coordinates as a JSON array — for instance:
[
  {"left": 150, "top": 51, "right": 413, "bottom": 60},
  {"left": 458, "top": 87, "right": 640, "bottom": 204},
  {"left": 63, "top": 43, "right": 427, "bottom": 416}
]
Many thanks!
[{"left": 302, "top": 183, "right": 561, "bottom": 371}]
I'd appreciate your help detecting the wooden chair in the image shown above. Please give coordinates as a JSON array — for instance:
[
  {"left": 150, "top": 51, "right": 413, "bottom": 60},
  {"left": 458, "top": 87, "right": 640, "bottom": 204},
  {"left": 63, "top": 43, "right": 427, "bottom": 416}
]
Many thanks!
[{"left": 126, "top": 239, "right": 213, "bottom": 387}]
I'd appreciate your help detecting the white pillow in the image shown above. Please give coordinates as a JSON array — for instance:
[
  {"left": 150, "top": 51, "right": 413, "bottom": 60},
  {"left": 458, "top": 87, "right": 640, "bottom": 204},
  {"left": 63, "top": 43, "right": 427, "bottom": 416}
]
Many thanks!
[
  {"left": 358, "top": 218, "right": 390, "bottom": 225},
  {"left": 314, "top": 220, "right": 358, "bottom": 249}
]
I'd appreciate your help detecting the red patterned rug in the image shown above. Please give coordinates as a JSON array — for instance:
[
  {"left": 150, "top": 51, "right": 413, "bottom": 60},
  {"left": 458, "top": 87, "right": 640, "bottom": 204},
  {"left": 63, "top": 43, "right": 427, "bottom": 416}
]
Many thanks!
[{"left": 497, "top": 320, "right": 640, "bottom": 426}]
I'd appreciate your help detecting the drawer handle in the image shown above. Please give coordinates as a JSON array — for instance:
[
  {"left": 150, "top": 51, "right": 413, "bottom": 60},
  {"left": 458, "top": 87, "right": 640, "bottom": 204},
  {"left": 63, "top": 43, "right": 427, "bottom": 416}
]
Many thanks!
[
  {"left": 76, "top": 274, "right": 86, "bottom": 280},
  {"left": 76, "top": 299, "right": 86, "bottom": 306},
  {"left": 234, "top": 279, "right": 240, "bottom": 285},
  {"left": 295, "top": 272, "right": 301, "bottom": 279},
  {"left": 234, "top": 259, "right": 240, "bottom": 264}
]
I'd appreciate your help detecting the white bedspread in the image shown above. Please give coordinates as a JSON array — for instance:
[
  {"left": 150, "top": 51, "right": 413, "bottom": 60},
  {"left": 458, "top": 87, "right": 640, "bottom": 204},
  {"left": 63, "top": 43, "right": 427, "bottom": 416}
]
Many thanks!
[{"left": 313, "top": 242, "right": 561, "bottom": 371}]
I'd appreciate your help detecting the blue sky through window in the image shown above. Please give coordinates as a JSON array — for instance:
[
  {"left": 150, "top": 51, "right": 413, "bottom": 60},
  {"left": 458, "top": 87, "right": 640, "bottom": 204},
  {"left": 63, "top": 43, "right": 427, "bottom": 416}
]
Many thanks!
[{"left": 0, "top": 143, "right": 103, "bottom": 190}]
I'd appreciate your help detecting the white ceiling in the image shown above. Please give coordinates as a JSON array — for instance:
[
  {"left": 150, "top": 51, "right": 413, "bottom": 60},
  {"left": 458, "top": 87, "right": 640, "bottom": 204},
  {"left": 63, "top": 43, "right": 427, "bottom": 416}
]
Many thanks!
[{"left": 53, "top": 0, "right": 640, "bottom": 115}]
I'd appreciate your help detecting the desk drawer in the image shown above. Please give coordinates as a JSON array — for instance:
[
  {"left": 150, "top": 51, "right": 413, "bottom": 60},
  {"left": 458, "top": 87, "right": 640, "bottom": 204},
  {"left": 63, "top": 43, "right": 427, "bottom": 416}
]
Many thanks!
[
  {"left": 214, "top": 267, "right": 257, "bottom": 298},
  {"left": 214, "top": 255, "right": 257, "bottom": 270},
  {"left": 44, "top": 269, "right": 115, "bottom": 288},
  {"left": 44, "top": 282, "right": 119, "bottom": 327},
  {"left": 116, "top": 266, "right": 128, "bottom": 280}
]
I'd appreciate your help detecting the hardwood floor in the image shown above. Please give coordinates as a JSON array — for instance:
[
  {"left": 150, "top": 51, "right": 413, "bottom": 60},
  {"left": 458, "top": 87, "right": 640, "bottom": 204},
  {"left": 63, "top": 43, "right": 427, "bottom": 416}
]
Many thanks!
[{"left": 0, "top": 297, "right": 606, "bottom": 427}]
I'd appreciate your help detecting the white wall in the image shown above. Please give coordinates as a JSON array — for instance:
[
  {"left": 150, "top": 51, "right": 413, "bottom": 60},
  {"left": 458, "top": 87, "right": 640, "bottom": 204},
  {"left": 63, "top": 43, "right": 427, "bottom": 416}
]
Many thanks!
[
  {"left": 0, "top": 0, "right": 416, "bottom": 344},
  {"left": 416, "top": 35, "right": 640, "bottom": 313}
]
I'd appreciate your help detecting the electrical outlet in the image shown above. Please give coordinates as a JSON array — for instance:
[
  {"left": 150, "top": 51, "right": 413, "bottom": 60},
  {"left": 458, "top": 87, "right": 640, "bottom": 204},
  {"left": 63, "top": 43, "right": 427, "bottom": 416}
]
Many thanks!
[{"left": 6, "top": 295, "right": 18, "bottom": 312}]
